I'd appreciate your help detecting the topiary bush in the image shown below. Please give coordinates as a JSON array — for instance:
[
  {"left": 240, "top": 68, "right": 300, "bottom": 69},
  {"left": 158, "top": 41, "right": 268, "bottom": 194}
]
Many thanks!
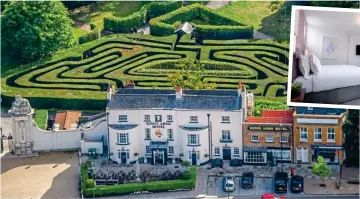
[
  {"left": 79, "top": 28, "right": 100, "bottom": 44},
  {"left": 85, "top": 179, "right": 96, "bottom": 188}
]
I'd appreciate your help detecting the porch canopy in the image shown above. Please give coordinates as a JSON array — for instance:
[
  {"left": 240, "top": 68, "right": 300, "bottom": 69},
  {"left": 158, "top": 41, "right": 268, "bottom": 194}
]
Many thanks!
[{"left": 149, "top": 141, "right": 168, "bottom": 150}]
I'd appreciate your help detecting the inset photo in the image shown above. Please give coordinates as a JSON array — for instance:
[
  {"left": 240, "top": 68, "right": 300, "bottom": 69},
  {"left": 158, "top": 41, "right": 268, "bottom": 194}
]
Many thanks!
[{"left": 288, "top": 6, "right": 360, "bottom": 109}]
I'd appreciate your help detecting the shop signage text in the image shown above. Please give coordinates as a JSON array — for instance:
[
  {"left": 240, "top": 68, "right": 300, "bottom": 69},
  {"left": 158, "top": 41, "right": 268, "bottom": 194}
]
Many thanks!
[
  {"left": 146, "top": 122, "right": 172, "bottom": 129},
  {"left": 248, "top": 126, "right": 289, "bottom": 131}
]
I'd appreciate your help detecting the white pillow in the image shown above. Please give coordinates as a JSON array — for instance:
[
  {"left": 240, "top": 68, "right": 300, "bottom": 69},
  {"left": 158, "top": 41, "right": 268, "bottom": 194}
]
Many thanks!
[
  {"left": 310, "top": 54, "right": 322, "bottom": 75},
  {"left": 299, "top": 54, "right": 311, "bottom": 79}
]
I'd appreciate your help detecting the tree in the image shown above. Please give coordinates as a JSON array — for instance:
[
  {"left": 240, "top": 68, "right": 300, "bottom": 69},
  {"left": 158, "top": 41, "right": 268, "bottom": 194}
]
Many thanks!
[
  {"left": 1, "top": 1, "right": 75, "bottom": 62},
  {"left": 167, "top": 59, "right": 217, "bottom": 90},
  {"left": 181, "top": 160, "right": 191, "bottom": 171},
  {"left": 342, "top": 110, "right": 360, "bottom": 167},
  {"left": 312, "top": 1, "right": 359, "bottom": 8},
  {"left": 310, "top": 156, "right": 331, "bottom": 187}
]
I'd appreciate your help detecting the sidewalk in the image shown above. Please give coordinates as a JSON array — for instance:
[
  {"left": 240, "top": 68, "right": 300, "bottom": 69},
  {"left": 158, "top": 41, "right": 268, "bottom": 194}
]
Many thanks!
[{"left": 304, "top": 179, "right": 359, "bottom": 195}]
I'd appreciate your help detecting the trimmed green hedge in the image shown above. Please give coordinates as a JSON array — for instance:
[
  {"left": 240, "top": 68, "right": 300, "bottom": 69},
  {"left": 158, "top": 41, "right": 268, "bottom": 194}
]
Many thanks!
[
  {"left": 81, "top": 164, "right": 197, "bottom": 197},
  {"left": 79, "top": 29, "right": 101, "bottom": 44},
  {"left": 149, "top": 4, "right": 253, "bottom": 40},
  {"left": 34, "top": 109, "right": 48, "bottom": 130},
  {"left": 104, "top": 1, "right": 182, "bottom": 33}
]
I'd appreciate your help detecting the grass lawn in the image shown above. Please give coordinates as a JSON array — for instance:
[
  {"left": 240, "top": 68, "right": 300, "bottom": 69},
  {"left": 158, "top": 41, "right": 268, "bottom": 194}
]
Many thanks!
[
  {"left": 69, "top": 1, "right": 145, "bottom": 30},
  {"left": 215, "top": 1, "right": 291, "bottom": 42},
  {"left": 34, "top": 109, "right": 48, "bottom": 130},
  {"left": 72, "top": 27, "right": 89, "bottom": 44}
]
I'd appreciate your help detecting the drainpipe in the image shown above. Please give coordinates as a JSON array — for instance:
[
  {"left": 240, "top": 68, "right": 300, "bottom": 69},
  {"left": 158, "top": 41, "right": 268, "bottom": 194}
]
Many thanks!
[{"left": 207, "top": 113, "right": 211, "bottom": 161}]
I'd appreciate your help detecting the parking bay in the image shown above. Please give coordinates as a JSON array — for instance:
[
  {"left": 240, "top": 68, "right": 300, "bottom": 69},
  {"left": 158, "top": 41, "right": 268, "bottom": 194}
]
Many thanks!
[{"left": 207, "top": 176, "right": 304, "bottom": 197}]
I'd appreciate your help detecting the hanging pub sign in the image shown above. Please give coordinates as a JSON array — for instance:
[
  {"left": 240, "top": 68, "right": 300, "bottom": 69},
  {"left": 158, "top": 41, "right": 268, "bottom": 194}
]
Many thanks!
[{"left": 248, "top": 126, "right": 289, "bottom": 131}]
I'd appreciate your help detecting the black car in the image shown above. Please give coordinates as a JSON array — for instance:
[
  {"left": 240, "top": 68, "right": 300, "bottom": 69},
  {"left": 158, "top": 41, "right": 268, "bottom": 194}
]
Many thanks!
[
  {"left": 274, "top": 172, "right": 288, "bottom": 193},
  {"left": 211, "top": 158, "right": 223, "bottom": 168},
  {"left": 290, "top": 175, "right": 304, "bottom": 193},
  {"left": 241, "top": 172, "right": 254, "bottom": 188}
]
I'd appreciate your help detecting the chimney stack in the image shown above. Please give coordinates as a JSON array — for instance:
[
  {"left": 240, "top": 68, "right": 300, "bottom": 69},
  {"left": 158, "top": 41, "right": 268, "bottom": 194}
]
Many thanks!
[
  {"left": 124, "top": 80, "right": 135, "bottom": 89},
  {"left": 176, "top": 85, "right": 182, "bottom": 100}
]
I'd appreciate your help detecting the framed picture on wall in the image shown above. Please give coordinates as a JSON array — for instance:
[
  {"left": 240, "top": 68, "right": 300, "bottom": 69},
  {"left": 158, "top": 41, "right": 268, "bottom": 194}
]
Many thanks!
[{"left": 322, "top": 36, "right": 338, "bottom": 59}]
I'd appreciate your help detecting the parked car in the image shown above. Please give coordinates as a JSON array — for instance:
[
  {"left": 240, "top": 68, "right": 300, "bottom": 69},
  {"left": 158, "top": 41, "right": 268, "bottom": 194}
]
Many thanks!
[
  {"left": 230, "top": 159, "right": 242, "bottom": 166},
  {"left": 290, "top": 175, "right": 304, "bottom": 193},
  {"left": 274, "top": 172, "right": 288, "bottom": 193},
  {"left": 261, "top": 193, "right": 285, "bottom": 199},
  {"left": 223, "top": 173, "right": 235, "bottom": 192},
  {"left": 211, "top": 158, "right": 223, "bottom": 168},
  {"left": 241, "top": 172, "right": 254, "bottom": 188}
]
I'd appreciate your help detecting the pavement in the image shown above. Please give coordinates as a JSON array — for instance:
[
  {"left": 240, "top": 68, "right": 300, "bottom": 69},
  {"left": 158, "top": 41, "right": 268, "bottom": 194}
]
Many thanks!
[{"left": 304, "top": 179, "right": 359, "bottom": 195}]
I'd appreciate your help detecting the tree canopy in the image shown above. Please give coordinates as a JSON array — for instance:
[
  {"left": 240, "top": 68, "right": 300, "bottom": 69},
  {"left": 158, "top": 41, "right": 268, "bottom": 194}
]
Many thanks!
[
  {"left": 312, "top": 1, "right": 359, "bottom": 8},
  {"left": 167, "top": 59, "right": 216, "bottom": 90},
  {"left": 1, "top": 1, "right": 75, "bottom": 61},
  {"left": 342, "top": 110, "right": 360, "bottom": 167},
  {"left": 311, "top": 156, "right": 331, "bottom": 185}
]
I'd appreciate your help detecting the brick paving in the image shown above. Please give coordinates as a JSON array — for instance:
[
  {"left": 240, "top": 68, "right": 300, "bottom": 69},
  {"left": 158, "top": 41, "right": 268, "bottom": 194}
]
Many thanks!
[{"left": 304, "top": 179, "right": 359, "bottom": 195}]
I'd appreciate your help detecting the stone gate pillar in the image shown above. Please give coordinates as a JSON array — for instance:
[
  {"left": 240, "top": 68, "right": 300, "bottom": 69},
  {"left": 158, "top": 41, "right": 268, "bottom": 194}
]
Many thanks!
[{"left": 8, "top": 95, "right": 34, "bottom": 156}]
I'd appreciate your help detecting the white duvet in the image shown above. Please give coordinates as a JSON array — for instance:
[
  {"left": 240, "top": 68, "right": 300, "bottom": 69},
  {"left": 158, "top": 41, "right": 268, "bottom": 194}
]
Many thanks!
[{"left": 294, "top": 65, "right": 360, "bottom": 93}]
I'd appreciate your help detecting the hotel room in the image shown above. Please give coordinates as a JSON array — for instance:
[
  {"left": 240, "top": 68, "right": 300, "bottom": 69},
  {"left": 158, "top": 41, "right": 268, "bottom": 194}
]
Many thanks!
[{"left": 290, "top": 7, "right": 360, "bottom": 107}]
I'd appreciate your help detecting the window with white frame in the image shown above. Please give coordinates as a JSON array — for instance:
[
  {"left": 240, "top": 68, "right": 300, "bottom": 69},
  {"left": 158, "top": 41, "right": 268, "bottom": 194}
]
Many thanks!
[
  {"left": 167, "top": 115, "right": 173, "bottom": 121},
  {"left": 167, "top": 129, "right": 173, "bottom": 140},
  {"left": 214, "top": 147, "right": 220, "bottom": 155},
  {"left": 234, "top": 147, "right": 240, "bottom": 155},
  {"left": 222, "top": 116, "right": 230, "bottom": 123},
  {"left": 327, "top": 128, "right": 335, "bottom": 142},
  {"left": 244, "top": 152, "right": 266, "bottom": 163},
  {"left": 280, "top": 136, "right": 288, "bottom": 143},
  {"left": 265, "top": 136, "right": 274, "bottom": 143},
  {"left": 146, "top": 146, "right": 151, "bottom": 154},
  {"left": 168, "top": 146, "right": 174, "bottom": 154},
  {"left": 188, "top": 134, "right": 199, "bottom": 145},
  {"left": 117, "top": 133, "right": 129, "bottom": 144},
  {"left": 144, "top": 115, "right": 150, "bottom": 121},
  {"left": 251, "top": 135, "right": 259, "bottom": 142},
  {"left": 190, "top": 116, "right": 198, "bottom": 123},
  {"left": 221, "top": 130, "right": 231, "bottom": 140},
  {"left": 300, "top": 127, "right": 308, "bottom": 141},
  {"left": 145, "top": 128, "right": 151, "bottom": 140},
  {"left": 119, "top": 115, "right": 127, "bottom": 122},
  {"left": 268, "top": 149, "right": 291, "bottom": 161},
  {"left": 314, "top": 128, "right": 322, "bottom": 141}
]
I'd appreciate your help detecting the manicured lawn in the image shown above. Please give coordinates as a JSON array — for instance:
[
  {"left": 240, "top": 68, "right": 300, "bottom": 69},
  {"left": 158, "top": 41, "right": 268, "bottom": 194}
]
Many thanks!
[
  {"left": 215, "top": 1, "right": 291, "bottom": 42},
  {"left": 34, "top": 109, "right": 48, "bottom": 130},
  {"left": 72, "top": 27, "right": 89, "bottom": 44}
]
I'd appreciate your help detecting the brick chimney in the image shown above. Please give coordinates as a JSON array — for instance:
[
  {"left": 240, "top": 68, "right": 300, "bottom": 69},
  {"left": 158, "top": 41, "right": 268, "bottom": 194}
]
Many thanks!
[
  {"left": 124, "top": 80, "right": 135, "bottom": 89},
  {"left": 176, "top": 85, "right": 182, "bottom": 100}
]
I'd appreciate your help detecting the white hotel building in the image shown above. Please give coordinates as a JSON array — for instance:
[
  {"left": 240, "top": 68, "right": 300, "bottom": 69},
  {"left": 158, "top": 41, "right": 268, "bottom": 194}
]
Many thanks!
[{"left": 106, "top": 83, "right": 252, "bottom": 165}]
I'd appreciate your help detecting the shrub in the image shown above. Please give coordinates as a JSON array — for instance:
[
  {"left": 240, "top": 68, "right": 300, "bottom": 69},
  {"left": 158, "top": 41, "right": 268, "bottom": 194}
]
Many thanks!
[
  {"left": 90, "top": 23, "right": 96, "bottom": 30},
  {"left": 34, "top": 109, "right": 48, "bottom": 130},
  {"left": 86, "top": 179, "right": 96, "bottom": 188},
  {"left": 79, "top": 28, "right": 100, "bottom": 44}
]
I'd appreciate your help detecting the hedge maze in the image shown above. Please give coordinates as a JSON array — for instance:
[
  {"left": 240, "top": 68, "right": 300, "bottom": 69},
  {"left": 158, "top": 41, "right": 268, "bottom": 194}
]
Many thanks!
[
  {"left": 2, "top": 3, "right": 289, "bottom": 110},
  {"left": 2, "top": 33, "right": 289, "bottom": 109}
]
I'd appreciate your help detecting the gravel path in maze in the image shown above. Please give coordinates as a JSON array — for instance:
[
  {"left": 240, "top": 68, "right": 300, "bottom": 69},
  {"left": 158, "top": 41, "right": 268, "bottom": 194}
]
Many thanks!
[{"left": 3, "top": 34, "right": 289, "bottom": 100}]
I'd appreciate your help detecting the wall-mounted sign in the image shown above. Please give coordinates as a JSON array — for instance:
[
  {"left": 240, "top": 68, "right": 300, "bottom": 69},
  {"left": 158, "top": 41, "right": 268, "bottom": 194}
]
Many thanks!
[
  {"left": 155, "top": 129, "right": 162, "bottom": 137},
  {"left": 146, "top": 122, "right": 172, "bottom": 129},
  {"left": 248, "top": 126, "right": 290, "bottom": 131}
]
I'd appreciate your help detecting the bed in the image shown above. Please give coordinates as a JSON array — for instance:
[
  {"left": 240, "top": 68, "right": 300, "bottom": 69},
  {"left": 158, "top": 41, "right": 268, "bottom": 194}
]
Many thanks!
[{"left": 292, "top": 53, "right": 360, "bottom": 104}]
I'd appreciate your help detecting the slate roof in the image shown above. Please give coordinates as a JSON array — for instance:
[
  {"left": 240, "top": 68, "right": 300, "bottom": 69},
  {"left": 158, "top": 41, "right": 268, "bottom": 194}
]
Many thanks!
[
  {"left": 109, "top": 89, "right": 242, "bottom": 111},
  {"left": 295, "top": 107, "right": 346, "bottom": 115}
]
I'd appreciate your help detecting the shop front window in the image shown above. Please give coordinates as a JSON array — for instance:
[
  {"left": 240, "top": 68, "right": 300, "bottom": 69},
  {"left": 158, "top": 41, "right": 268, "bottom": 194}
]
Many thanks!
[{"left": 244, "top": 152, "right": 266, "bottom": 163}]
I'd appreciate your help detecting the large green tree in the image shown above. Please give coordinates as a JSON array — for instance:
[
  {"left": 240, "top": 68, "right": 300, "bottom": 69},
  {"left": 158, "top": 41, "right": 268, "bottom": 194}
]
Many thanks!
[
  {"left": 1, "top": 1, "right": 74, "bottom": 61},
  {"left": 311, "top": 156, "right": 332, "bottom": 186},
  {"left": 167, "top": 59, "right": 216, "bottom": 90},
  {"left": 342, "top": 110, "right": 360, "bottom": 167}
]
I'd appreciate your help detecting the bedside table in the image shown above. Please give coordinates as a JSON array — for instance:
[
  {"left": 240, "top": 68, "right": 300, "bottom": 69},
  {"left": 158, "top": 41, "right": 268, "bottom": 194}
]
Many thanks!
[{"left": 291, "top": 88, "right": 306, "bottom": 102}]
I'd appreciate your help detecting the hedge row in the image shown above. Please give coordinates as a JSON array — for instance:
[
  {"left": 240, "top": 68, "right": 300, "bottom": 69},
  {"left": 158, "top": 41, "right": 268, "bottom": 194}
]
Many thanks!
[
  {"left": 149, "top": 4, "right": 253, "bottom": 40},
  {"left": 104, "top": 1, "right": 182, "bottom": 33},
  {"left": 79, "top": 28, "right": 101, "bottom": 44},
  {"left": 81, "top": 164, "right": 197, "bottom": 198}
]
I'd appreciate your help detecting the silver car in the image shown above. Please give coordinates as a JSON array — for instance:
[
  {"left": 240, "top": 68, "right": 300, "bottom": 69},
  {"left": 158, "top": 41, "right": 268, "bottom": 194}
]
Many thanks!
[{"left": 223, "top": 174, "right": 235, "bottom": 192}]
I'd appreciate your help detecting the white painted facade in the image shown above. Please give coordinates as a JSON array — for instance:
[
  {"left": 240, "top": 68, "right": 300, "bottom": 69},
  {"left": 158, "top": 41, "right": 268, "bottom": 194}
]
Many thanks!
[{"left": 107, "top": 109, "right": 243, "bottom": 165}]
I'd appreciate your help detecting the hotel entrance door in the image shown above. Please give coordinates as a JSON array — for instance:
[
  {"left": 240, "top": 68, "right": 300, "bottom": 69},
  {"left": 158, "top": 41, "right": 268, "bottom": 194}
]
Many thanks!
[{"left": 153, "top": 150, "right": 165, "bottom": 164}]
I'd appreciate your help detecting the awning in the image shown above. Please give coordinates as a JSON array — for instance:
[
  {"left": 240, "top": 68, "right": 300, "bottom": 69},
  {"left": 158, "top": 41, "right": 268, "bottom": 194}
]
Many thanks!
[
  {"left": 243, "top": 146, "right": 267, "bottom": 153},
  {"left": 109, "top": 124, "right": 138, "bottom": 130},
  {"left": 149, "top": 141, "right": 168, "bottom": 150},
  {"left": 179, "top": 123, "right": 208, "bottom": 131},
  {"left": 311, "top": 145, "right": 343, "bottom": 149}
]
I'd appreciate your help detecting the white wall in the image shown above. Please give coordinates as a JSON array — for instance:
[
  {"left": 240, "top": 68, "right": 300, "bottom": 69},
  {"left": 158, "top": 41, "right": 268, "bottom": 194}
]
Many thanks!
[
  {"left": 82, "top": 119, "right": 108, "bottom": 146},
  {"left": 348, "top": 34, "right": 360, "bottom": 66},
  {"left": 81, "top": 141, "right": 103, "bottom": 154},
  {"left": 306, "top": 25, "right": 349, "bottom": 65}
]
